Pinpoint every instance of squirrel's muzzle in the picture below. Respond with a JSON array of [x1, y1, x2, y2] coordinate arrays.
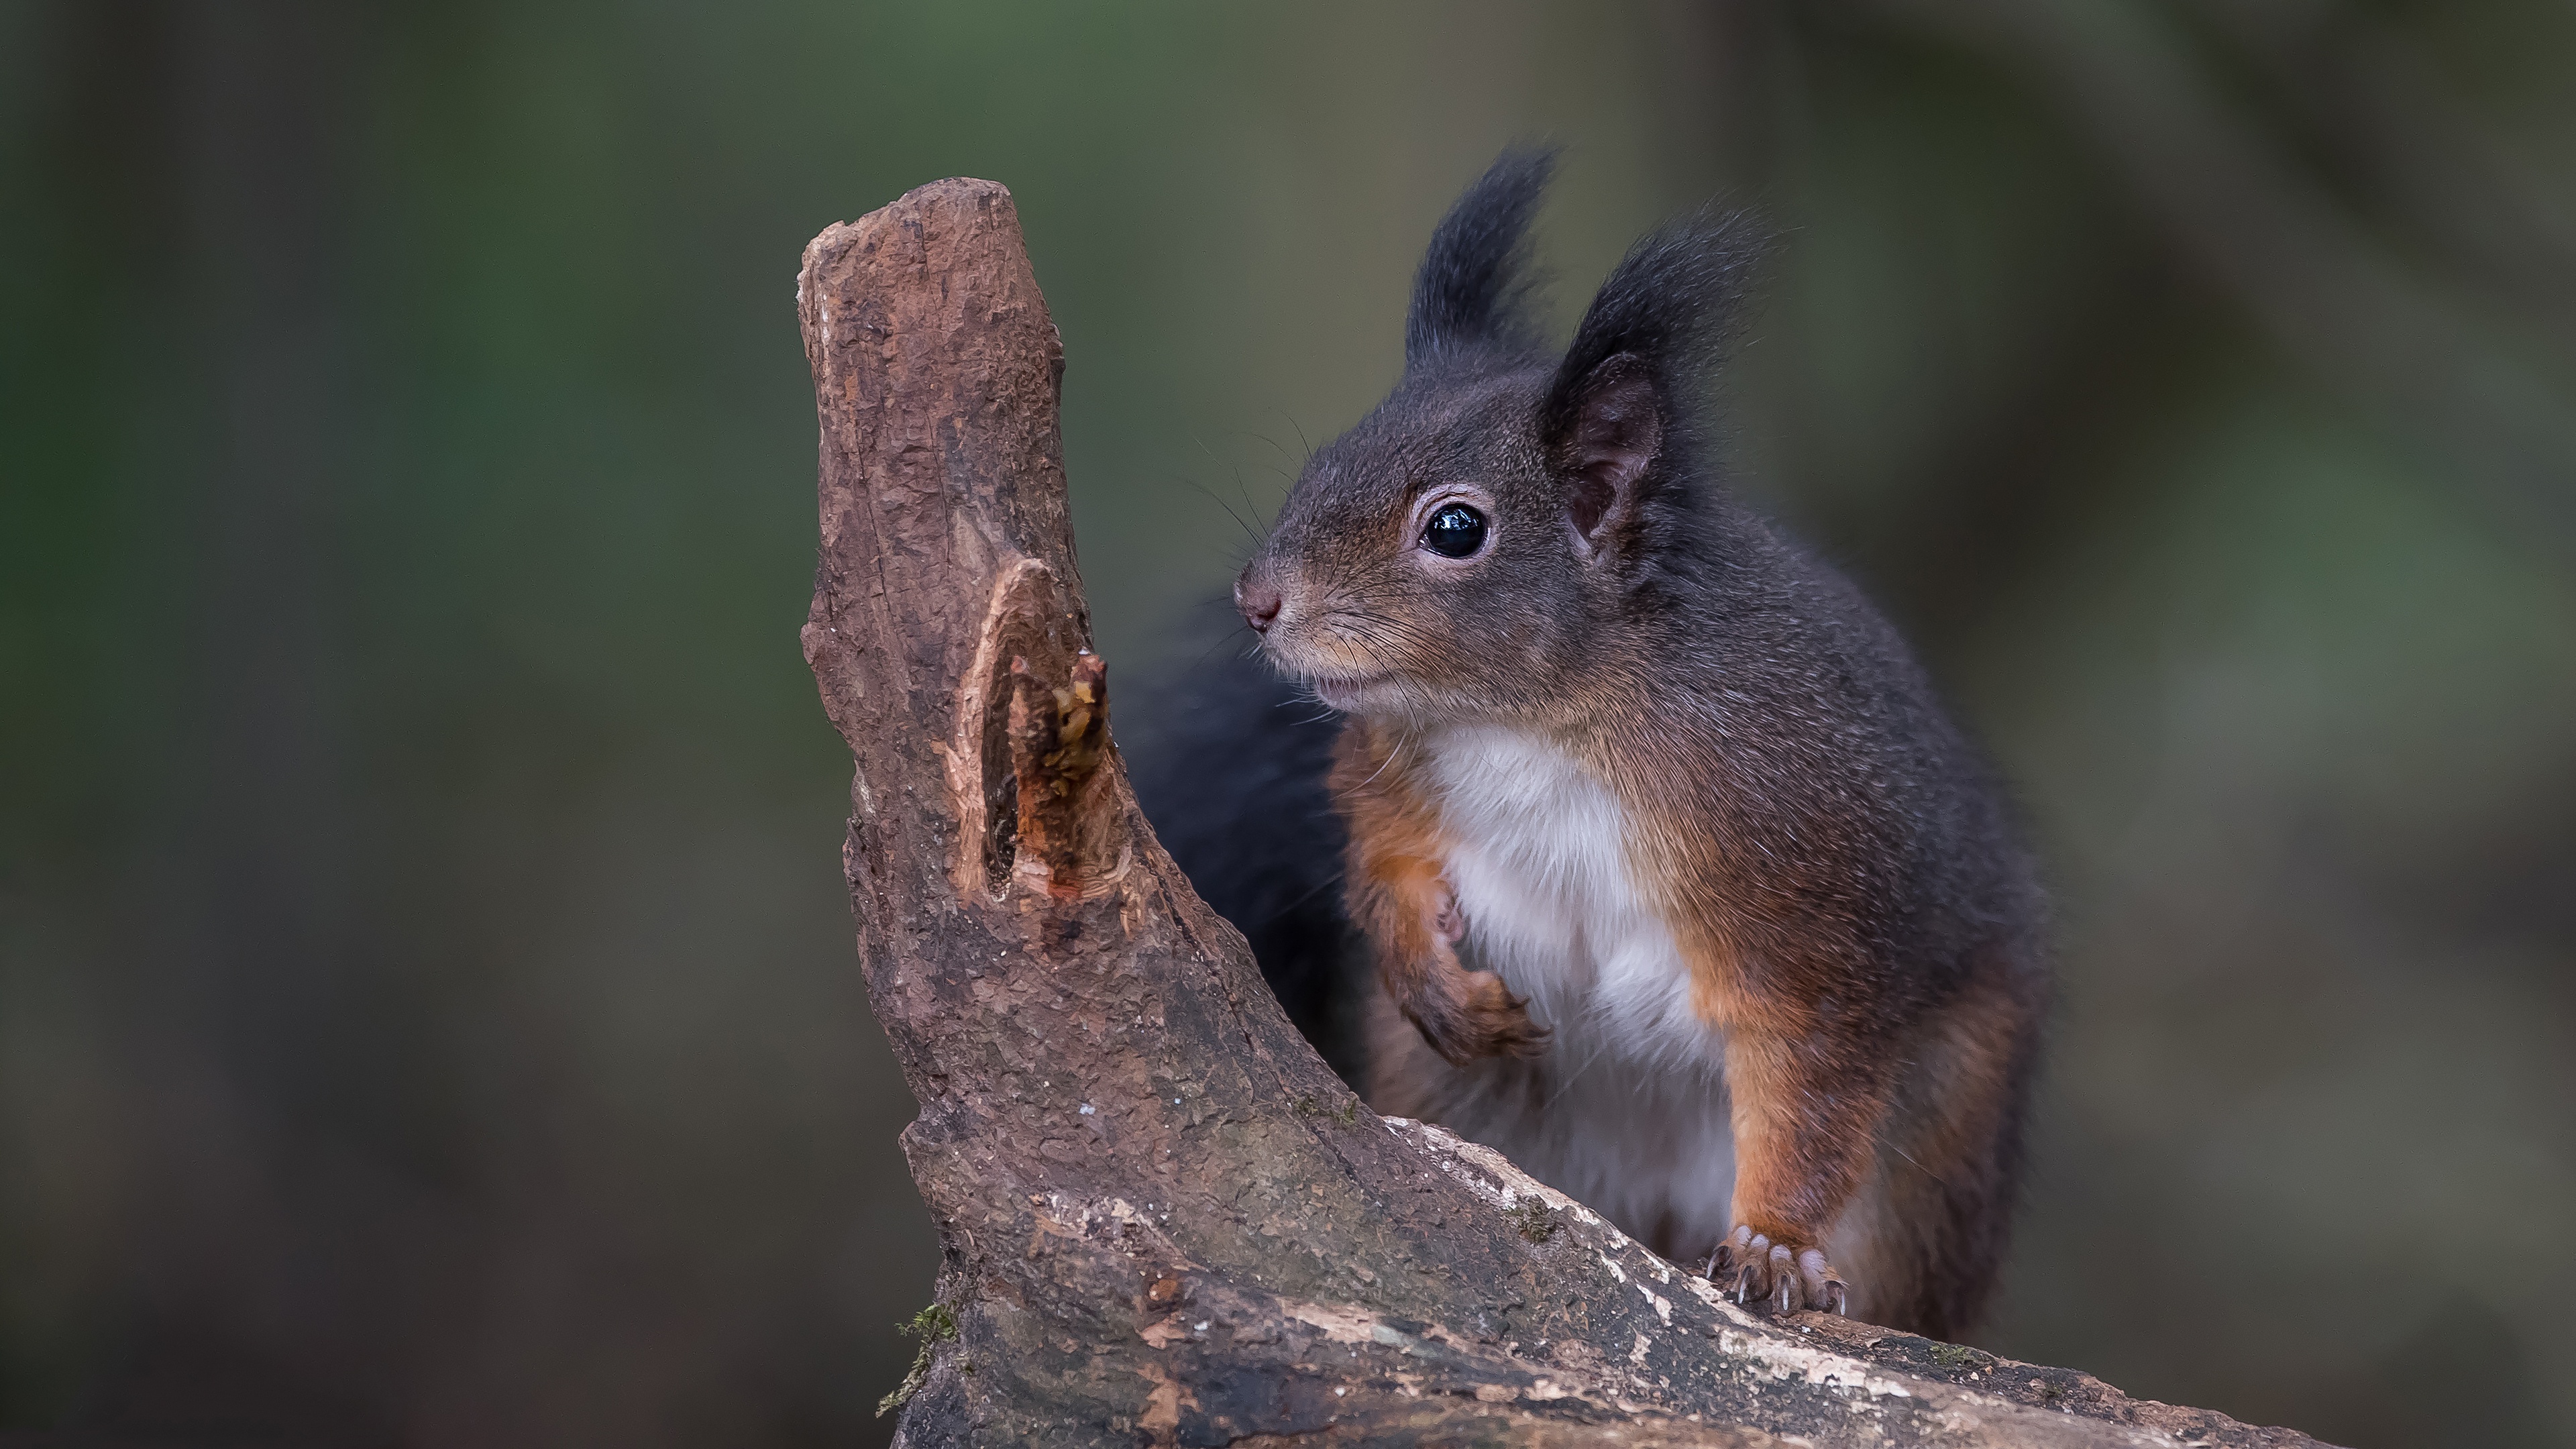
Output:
[[1234, 568, 1283, 633]]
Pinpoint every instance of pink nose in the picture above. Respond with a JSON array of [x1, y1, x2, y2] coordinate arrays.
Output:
[[1236, 580, 1283, 633]]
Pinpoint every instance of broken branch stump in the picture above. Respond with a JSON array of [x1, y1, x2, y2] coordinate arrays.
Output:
[[796, 177, 2337, 1449]]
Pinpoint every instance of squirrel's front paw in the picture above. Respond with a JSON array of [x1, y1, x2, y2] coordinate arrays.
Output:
[[1703, 1225, 1848, 1316], [1403, 969, 1549, 1065], [1458, 971, 1548, 1059]]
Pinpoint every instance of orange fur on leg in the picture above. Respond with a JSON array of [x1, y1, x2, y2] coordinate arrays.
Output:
[[1710, 1018, 1885, 1313]]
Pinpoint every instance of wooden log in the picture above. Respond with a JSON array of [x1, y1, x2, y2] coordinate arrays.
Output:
[[797, 176, 2335, 1449]]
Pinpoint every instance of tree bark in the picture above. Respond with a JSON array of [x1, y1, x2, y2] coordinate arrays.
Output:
[[798, 178, 2335, 1449]]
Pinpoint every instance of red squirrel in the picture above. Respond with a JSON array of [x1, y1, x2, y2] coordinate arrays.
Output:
[[1223, 151, 2049, 1338]]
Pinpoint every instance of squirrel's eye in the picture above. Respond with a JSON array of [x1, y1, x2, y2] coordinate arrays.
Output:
[[1421, 502, 1487, 559]]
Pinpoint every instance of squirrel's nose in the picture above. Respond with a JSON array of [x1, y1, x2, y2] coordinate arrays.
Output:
[[1236, 577, 1283, 633]]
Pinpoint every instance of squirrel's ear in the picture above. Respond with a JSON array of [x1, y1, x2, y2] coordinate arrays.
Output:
[[1405, 148, 1555, 370], [1544, 207, 1764, 540], [1554, 354, 1661, 544]]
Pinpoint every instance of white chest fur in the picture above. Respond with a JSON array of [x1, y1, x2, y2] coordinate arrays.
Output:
[[1411, 725, 1737, 1257]]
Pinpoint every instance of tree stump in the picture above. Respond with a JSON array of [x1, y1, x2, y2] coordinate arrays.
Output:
[[797, 178, 2334, 1449]]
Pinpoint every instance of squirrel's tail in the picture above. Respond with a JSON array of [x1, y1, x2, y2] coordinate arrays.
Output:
[[1126, 641, 1368, 1087]]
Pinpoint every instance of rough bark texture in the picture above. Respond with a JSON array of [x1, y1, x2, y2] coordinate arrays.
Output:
[[798, 178, 2337, 1449]]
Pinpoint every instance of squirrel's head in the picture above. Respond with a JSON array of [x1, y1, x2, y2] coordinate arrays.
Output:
[[1237, 149, 1761, 724]]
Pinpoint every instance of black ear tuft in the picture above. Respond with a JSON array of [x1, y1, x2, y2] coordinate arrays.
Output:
[[1543, 207, 1766, 459], [1405, 148, 1557, 370]]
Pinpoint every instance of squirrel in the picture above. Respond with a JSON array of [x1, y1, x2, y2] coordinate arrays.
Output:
[[1137, 150, 2049, 1340]]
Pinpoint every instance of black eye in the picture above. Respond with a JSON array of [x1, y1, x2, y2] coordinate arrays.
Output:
[[1421, 502, 1487, 559]]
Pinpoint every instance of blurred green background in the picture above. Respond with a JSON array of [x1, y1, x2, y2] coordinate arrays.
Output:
[[5, 1, 2573, 1445]]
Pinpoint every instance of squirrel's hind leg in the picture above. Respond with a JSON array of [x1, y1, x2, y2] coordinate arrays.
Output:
[[1839, 955, 2044, 1339]]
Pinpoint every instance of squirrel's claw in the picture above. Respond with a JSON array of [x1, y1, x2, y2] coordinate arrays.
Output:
[[1705, 1226, 1850, 1318], [1772, 1256, 1801, 1316], [1799, 1248, 1849, 1316]]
